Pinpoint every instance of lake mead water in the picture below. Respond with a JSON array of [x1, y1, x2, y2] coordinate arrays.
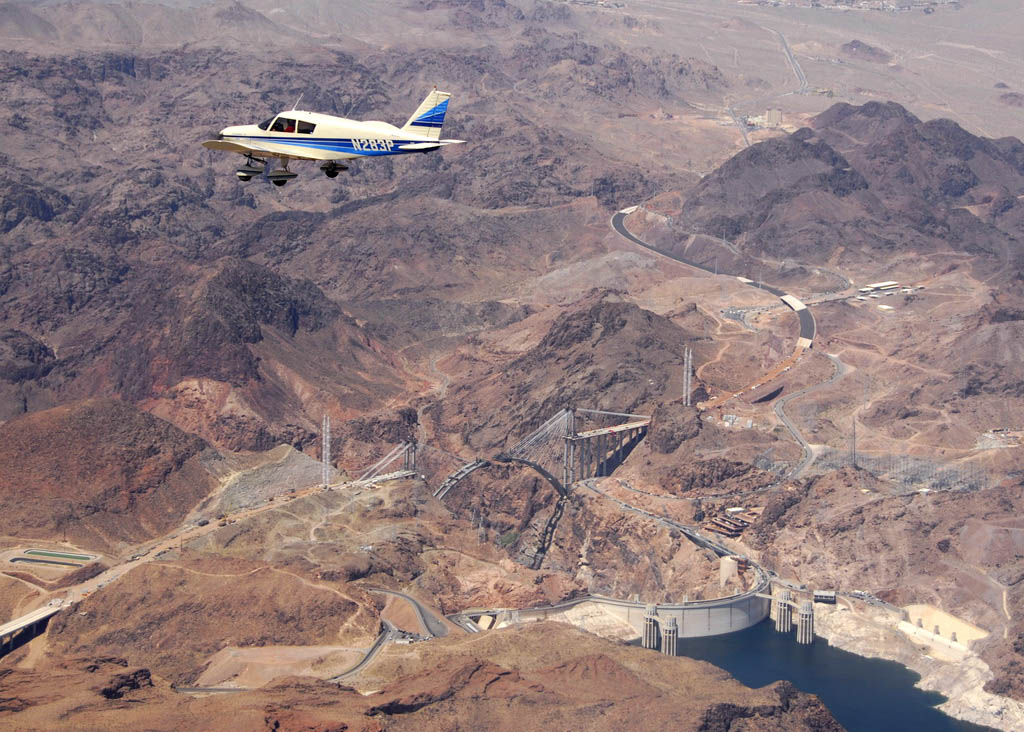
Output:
[[675, 621, 995, 732]]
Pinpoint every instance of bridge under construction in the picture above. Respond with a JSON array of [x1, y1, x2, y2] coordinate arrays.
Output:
[[428, 407, 651, 503]]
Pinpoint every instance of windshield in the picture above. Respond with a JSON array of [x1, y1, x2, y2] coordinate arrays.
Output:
[[257, 117, 274, 131], [271, 117, 296, 133]]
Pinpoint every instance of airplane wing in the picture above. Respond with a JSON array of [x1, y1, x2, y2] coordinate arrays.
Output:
[[201, 138, 338, 162], [202, 139, 254, 154]]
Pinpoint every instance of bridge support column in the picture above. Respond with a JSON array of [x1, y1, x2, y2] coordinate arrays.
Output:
[[404, 443, 417, 471], [774, 590, 793, 633], [642, 604, 660, 650], [562, 438, 570, 488], [661, 616, 678, 656], [563, 410, 576, 488], [597, 434, 606, 477], [796, 601, 814, 644]]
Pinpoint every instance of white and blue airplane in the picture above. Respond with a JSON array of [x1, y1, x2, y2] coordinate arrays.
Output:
[[202, 89, 463, 186]]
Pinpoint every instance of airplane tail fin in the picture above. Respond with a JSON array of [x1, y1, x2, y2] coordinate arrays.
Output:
[[401, 89, 452, 141]]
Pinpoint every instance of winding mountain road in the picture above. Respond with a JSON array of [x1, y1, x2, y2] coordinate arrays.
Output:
[[774, 353, 847, 479], [611, 210, 814, 411], [611, 207, 847, 479], [370, 588, 450, 638], [328, 620, 396, 681]]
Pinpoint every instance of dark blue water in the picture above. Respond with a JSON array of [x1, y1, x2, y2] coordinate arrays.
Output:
[[674, 621, 995, 732]]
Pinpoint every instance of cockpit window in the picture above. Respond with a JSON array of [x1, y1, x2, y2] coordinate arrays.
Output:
[[297, 120, 315, 134], [258, 117, 274, 131], [271, 117, 297, 133]]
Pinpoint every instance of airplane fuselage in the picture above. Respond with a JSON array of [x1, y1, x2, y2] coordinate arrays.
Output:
[[219, 111, 444, 162], [203, 89, 460, 184]]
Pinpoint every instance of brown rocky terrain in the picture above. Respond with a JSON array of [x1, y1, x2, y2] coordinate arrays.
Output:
[[745, 468, 1024, 704], [46, 555, 378, 685], [2, 0, 1024, 728], [0, 398, 216, 553], [0, 0, 730, 450], [1, 623, 842, 731], [672, 101, 1024, 280], [840, 40, 893, 64]]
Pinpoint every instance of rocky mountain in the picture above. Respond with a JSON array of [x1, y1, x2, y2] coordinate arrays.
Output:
[[748, 467, 1024, 703], [673, 101, 1024, 277], [3, 0, 1024, 728], [0, 0, 725, 448], [2, 622, 842, 731], [0, 398, 216, 552], [432, 293, 715, 454]]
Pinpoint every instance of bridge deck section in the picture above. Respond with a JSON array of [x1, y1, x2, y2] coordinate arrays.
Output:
[[0, 605, 60, 640], [575, 419, 651, 439]]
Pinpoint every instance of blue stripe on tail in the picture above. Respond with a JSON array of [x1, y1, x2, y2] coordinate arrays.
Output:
[[412, 99, 449, 127]]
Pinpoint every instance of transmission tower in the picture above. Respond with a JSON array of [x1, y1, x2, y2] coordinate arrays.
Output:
[[683, 347, 693, 407], [322, 414, 331, 488]]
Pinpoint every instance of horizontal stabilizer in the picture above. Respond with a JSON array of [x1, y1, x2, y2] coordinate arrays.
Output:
[[397, 142, 441, 151]]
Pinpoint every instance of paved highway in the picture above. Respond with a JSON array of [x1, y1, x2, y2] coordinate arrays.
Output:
[[0, 605, 61, 643], [611, 212, 814, 339], [612, 211, 816, 409], [329, 620, 396, 681], [369, 588, 450, 638], [613, 208, 859, 484], [769, 27, 808, 94], [774, 354, 847, 479]]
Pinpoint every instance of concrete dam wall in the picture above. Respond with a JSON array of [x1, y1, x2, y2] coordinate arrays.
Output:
[[509, 583, 771, 640]]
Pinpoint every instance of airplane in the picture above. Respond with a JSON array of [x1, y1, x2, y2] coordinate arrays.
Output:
[[202, 89, 463, 186]]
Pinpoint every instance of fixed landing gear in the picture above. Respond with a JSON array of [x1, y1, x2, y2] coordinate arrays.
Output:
[[268, 170, 297, 187], [236, 154, 265, 181], [235, 157, 343, 185], [267, 160, 297, 187], [320, 161, 349, 179]]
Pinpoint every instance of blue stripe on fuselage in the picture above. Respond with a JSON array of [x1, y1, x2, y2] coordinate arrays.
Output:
[[226, 135, 424, 156]]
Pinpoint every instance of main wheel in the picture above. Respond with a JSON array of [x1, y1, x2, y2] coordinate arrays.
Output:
[[272, 179, 288, 187], [324, 170, 339, 179], [236, 173, 252, 182]]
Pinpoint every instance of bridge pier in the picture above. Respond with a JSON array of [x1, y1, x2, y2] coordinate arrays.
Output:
[[562, 409, 575, 488]]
